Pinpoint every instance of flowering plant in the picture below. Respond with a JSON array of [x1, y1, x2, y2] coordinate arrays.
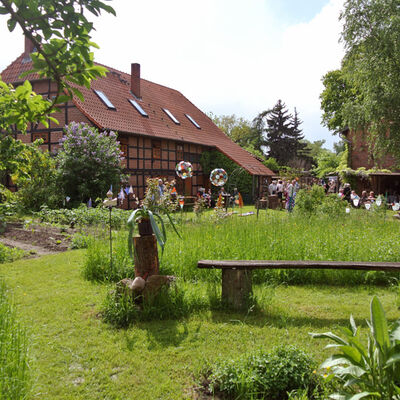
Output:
[[56, 122, 125, 203]]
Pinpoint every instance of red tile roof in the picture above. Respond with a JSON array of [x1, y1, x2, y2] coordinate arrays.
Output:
[[1, 54, 273, 176]]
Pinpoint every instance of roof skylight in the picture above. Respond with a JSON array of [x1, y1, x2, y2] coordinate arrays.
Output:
[[93, 90, 116, 109], [185, 114, 201, 129], [162, 108, 180, 124], [128, 99, 148, 117]]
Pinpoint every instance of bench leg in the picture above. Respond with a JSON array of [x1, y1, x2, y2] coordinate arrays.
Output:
[[221, 269, 252, 310]]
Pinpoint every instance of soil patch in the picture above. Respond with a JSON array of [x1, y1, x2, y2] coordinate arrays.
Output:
[[0, 222, 73, 256]]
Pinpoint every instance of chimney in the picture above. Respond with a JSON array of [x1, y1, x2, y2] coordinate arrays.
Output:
[[24, 36, 36, 57], [131, 63, 141, 99]]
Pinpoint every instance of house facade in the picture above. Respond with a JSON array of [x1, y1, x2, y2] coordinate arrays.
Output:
[[1, 38, 273, 207], [342, 128, 400, 195]]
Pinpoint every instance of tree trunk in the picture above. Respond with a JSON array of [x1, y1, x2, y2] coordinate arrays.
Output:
[[133, 234, 159, 278]]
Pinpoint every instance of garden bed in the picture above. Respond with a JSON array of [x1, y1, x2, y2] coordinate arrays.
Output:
[[0, 221, 73, 256]]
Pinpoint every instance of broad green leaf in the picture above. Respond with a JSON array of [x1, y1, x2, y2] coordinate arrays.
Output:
[[333, 365, 366, 378], [340, 345, 363, 365], [310, 332, 348, 345], [349, 392, 376, 400], [350, 314, 357, 335], [321, 355, 351, 369], [386, 353, 400, 366], [371, 296, 390, 353]]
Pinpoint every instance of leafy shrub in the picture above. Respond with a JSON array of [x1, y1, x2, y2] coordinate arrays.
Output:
[[83, 234, 134, 282], [36, 204, 128, 228], [0, 281, 30, 399], [311, 296, 400, 399], [13, 140, 62, 211], [56, 122, 126, 204], [70, 233, 90, 249], [295, 186, 326, 215], [0, 243, 25, 264], [208, 346, 317, 399], [295, 187, 346, 217], [316, 194, 346, 216]]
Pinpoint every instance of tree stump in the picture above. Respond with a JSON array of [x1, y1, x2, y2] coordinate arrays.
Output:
[[133, 234, 159, 278], [221, 269, 252, 310]]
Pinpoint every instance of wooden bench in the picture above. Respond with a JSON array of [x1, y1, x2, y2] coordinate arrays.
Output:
[[197, 260, 400, 309]]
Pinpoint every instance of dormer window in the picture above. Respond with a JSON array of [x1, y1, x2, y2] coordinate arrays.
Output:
[[162, 108, 180, 125], [93, 90, 116, 110], [128, 99, 148, 117], [185, 114, 201, 129]]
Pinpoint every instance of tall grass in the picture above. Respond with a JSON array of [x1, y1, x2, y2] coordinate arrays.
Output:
[[0, 280, 30, 399], [85, 210, 400, 285]]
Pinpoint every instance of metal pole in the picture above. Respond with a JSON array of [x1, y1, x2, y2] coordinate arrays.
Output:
[[109, 206, 112, 271]]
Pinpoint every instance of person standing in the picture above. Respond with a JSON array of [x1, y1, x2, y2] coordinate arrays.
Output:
[[286, 179, 296, 212]]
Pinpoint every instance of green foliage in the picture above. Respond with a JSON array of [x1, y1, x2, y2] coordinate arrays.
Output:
[[12, 141, 62, 211], [295, 186, 326, 215], [200, 150, 252, 196], [56, 122, 125, 203], [253, 100, 308, 166], [35, 204, 128, 229], [83, 234, 134, 283], [320, 69, 360, 133], [338, 0, 400, 158], [0, 280, 30, 399], [0, 0, 115, 133], [208, 346, 317, 399], [311, 296, 400, 399], [313, 151, 341, 178], [0, 243, 25, 264], [263, 157, 280, 172], [208, 112, 266, 156], [295, 187, 346, 217], [127, 178, 181, 256]]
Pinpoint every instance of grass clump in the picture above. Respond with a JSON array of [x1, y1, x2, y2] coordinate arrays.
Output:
[[0, 243, 25, 264], [103, 280, 213, 328], [206, 346, 319, 399], [83, 234, 134, 282], [0, 280, 30, 399]]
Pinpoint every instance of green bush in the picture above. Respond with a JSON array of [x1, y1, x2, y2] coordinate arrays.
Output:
[[13, 141, 62, 211], [0, 281, 30, 399], [208, 346, 317, 399], [295, 186, 326, 215], [295, 186, 346, 217], [0, 243, 25, 264], [56, 122, 126, 204], [36, 204, 128, 229]]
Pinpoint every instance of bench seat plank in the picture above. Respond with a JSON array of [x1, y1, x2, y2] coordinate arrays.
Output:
[[198, 260, 400, 272]]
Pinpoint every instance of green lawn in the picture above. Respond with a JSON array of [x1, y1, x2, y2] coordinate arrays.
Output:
[[0, 249, 399, 399]]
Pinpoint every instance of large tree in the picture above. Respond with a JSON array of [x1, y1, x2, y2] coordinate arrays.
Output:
[[253, 100, 308, 166], [322, 0, 400, 158], [208, 112, 267, 158]]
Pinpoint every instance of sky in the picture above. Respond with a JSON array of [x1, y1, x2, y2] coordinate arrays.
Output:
[[0, 0, 345, 149]]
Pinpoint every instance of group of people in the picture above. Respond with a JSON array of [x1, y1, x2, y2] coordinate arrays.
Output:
[[268, 179, 300, 212]]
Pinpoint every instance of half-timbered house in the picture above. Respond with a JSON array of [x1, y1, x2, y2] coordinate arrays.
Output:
[[1, 38, 273, 207]]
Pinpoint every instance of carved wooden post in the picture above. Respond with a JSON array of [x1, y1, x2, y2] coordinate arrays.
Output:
[[221, 268, 252, 310], [133, 234, 159, 278]]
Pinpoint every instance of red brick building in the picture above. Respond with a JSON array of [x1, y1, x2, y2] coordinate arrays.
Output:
[[1, 39, 272, 206], [342, 128, 400, 195]]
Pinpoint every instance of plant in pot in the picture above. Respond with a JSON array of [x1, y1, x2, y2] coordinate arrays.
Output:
[[127, 178, 180, 258]]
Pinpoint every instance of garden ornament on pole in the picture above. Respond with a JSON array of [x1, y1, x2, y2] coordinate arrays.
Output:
[[103, 188, 117, 272]]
